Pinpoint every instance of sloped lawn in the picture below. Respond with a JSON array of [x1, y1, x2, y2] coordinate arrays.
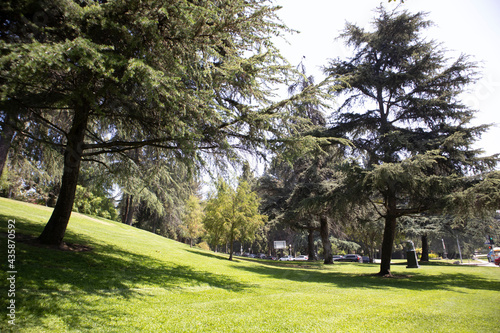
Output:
[[1, 197, 499, 332]]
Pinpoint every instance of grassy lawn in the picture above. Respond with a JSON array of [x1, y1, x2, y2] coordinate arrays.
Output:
[[1, 197, 499, 332]]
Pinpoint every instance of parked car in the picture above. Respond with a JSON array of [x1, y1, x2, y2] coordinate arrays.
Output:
[[279, 255, 293, 261], [265, 255, 277, 260], [493, 247, 500, 265], [332, 255, 344, 261], [362, 256, 370, 263], [487, 250, 493, 262], [337, 254, 362, 262], [294, 255, 308, 261]]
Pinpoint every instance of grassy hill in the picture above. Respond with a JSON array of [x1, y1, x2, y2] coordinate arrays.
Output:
[[1, 197, 499, 332]]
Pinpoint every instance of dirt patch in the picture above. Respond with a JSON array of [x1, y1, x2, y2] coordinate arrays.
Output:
[[369, 273, 413, 279], [3, 232, 93, 252]]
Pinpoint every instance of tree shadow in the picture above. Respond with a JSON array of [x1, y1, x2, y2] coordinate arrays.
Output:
[[0, 213, 250, 331], [232, 262, 500, 293], [185, 249, 240, 262]]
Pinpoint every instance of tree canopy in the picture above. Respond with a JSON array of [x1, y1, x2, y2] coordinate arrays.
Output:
[[203, 178, 266, 260]]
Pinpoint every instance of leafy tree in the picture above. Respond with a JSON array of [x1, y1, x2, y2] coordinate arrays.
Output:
[[73, 185, 118, 220], [324, 7, 498, 276], [203, 179, 266, 260], [1, 0, 323, 246], [181, 195, 205, 247]]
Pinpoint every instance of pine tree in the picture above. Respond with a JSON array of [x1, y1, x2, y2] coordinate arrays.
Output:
[[324, 6, 498, 276], [1, 0, 321, 245]]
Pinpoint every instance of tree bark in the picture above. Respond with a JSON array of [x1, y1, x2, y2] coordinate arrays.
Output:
[[420, 234, 429, 262], [320, 216, 333, 264], [121, 194, 135, 225], [0, 113, 16, 178], [378, 194, 398, 276], [228, 231, 234, 261], [37, 106, 89, 246], [307, 228, 317, 261]]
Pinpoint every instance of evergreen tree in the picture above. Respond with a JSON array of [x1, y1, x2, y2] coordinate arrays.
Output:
[[1, 0, 323, 246], [324, 7, 498, 276]]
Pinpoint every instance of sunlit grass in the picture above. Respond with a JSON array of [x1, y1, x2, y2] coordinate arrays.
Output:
[[1, 197, 499, 332]]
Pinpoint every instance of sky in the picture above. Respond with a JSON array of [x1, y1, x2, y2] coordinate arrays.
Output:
[[272, 0, 500, 158]]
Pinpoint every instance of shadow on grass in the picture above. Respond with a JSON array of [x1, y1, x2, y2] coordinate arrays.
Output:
[[232, 260, 500, 293], [185, 249, 240, 262], [0, 213, 250, 331]]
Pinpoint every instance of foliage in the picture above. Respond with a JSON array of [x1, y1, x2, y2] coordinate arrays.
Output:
[[203, 179, 266, 259], [73, 185, 118, 221], [181, 194, 205, 247], [0, 0, 329, 245], [324, 6, 498, 275], [195, 241, 211, 251]]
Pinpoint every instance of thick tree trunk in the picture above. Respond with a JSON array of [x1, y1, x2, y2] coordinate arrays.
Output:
[[307, 228, 317, 261], [378, 194, 398, 276], [38, 107, 89, 246], [0, 113, 16, 178], [121, 194, 135, 225], [420, 234, 429, 262], [320, 216, 333, 264]]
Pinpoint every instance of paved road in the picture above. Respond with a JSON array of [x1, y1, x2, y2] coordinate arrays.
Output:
[[461, 259, 498, 267]]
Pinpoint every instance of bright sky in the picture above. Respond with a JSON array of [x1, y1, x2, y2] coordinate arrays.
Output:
[[273, 0, 500, 158]]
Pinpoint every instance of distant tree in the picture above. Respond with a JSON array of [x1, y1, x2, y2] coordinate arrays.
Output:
[[324, 7, 498, 276], [1, 0, 325, 246], [181, 195, 205, 247], [203, 179, 266, 260]]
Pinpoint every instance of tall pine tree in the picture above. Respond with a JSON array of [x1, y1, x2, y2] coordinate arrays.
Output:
[[324, 7, 498, 276]]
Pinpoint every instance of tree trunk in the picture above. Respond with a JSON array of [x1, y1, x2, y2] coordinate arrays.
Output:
[[0, 113, 16, 178], [420, 234, 429, 262], [378, 194, 398, 276], [307, 228, 317, 261], [126, 196, 134, 225], [37, 107, 89, 246], [320, 216, 333, 264], [121, 194, 135, 225], [228, 231, 234, 261]]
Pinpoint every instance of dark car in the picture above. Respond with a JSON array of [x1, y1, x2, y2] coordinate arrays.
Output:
[[337, 254, 362, 262], [332, 255, 344, 261]]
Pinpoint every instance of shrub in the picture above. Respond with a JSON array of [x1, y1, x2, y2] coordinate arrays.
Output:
[[196, 241, 211, 251]]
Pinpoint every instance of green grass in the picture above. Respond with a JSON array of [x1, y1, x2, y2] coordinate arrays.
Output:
[[1, 197, 499, 332]]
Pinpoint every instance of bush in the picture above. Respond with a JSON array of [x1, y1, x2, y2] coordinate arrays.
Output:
[[196, 241, 211, 251], [73, 185, 119, 221], [428, 252, 440, 260]]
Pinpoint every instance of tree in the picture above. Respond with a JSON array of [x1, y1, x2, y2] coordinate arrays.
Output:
[[1, 0, 322, 246], [281, 147, 343, 264], [181, 195, 205, 247], [203, 179, 266, 260], [324, 7, 498, 276]]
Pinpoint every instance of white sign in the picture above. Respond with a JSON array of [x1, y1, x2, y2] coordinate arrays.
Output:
[[274, 241, 286, 249]]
